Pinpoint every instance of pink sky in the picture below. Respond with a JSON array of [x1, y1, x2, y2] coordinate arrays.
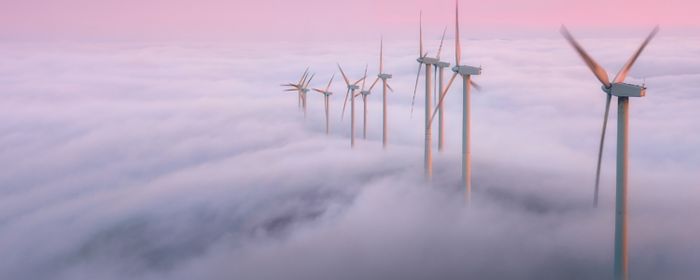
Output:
[[1, 0, 698, 41]]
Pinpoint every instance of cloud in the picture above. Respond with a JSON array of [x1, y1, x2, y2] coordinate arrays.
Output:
[[0, 37, 698, 280]]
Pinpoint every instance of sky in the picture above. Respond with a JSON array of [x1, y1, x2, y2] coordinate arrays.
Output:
[[1, 0, 699, 41], [1, 1, 700, 279]]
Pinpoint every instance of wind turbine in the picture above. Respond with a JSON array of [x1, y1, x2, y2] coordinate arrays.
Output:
[[433, 0, 482, 202], [313, 74, 335, 134], [280, 67, 309, 112], [366, 37, 395, 149], [338, 64, 367, 148], [561, 25, 659, 280], [282, 69, 314, 119], [411, 11, 451, 179]]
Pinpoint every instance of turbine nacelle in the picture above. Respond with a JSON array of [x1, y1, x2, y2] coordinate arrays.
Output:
[[301, 89, 310, 93], [436, 61, 451, 68], [360, 90, 371, 96], [348, 85, 360, 90], [418, 56, 441, 65], [378, 73, 393, 79], [452, 65, 481, 76], [603, 83, 646, 98]]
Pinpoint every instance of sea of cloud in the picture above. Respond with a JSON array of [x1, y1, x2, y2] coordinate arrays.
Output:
[[0, 35, 698, 280]]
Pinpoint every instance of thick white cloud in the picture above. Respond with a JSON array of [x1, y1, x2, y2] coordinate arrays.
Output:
[[0, 37, 698, 280]]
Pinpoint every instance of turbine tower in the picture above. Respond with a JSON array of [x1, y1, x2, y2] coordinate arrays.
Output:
[[561, 25, 658, 280], [433, 0, 482, 202], [338, 64, 367, 148], [313, 74, 335, 134], [367, 37, 394, 149], [357, 67, 371, 140], [411, 11, 450, 179], [434, 28, 450, 152]]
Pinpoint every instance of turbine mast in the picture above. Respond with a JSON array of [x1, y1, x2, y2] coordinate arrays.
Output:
[[614, 97, 630, 280]]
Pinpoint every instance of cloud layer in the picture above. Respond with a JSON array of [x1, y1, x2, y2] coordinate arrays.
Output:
[[0, 36, 699, 280]]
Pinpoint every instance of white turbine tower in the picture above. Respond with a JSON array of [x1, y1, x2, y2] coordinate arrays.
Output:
[[357, 68, 371, 140], [561, 25, 658, 280], [433, 28, 450, 152], [367, 37, 395, 149], [313, 74, 335, 134], [433, 0, 482, 202], [338, 64, 367, 148], [411, 11, 450, 179]]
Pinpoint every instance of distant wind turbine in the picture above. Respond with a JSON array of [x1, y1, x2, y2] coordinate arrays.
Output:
[[411, 11, 451, 178], [313, 74, 335, 134], [281, 68, 314, 119], [338, 64, 367, 148], [281, 67, 309, 112], [561, 25, 659, 280], [433, 0, 482, 202], [367, 37, 394, 149]]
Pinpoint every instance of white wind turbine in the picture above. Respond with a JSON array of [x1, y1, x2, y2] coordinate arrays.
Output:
[[366, 37, 395, 148], [561, 25, 659, 280], [281, 69, 314, 118], [281, 67, 309, 112], [338, 64, 367, 148], [312, 74, 335, 134], [411, 11, 450, 179], [433, 0, 482, 202]]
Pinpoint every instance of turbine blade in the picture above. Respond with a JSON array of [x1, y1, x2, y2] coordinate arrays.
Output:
[[431, 72, 459, 124], [560, 26, 611, 87], [284, 89, 298, 92], [361, 64, 368, 90], [386, 83, 394, 92], [325, 73, 335, 91], [299, 73, 308, 89], [380, 36, 384, 73], [353, 76, 366, 86], [297, 67, 309, 85], [340, 88, 350, 121], [594, 94, 612, 207], [613, 26, 659, 83], [337, 63, 351, 86], [419, 11, 424, 58], [304, 73, 315, 88], [369, 77, 380, 92], [437, 26, 447, 60], [470, 80, 482, 91], [410, 63, 423, 118], [313, 88, 325, 93], [455, 0, 461, 65]]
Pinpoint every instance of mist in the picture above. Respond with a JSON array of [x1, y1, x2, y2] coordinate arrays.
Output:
[[0, 37, 698, 280]]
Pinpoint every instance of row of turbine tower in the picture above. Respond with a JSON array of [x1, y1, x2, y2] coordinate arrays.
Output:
[[281, 1, 658, 280]]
